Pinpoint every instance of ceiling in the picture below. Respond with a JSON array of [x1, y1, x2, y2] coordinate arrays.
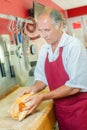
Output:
[[52, 0, 87, 10]]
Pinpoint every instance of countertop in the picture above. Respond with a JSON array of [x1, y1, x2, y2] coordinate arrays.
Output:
[[0, 86, 56, 130]]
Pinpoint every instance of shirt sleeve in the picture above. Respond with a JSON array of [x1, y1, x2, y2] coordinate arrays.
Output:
[[65, 40, 87, 91], [34, 44, 48, 85]]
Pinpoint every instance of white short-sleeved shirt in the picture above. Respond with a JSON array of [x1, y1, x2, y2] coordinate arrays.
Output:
[[34, 32, 87, 92]]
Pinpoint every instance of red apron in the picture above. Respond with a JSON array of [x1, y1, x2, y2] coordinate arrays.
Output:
[[45, 47, 87, 130]]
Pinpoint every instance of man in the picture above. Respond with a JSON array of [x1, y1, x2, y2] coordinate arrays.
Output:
[[17, 8, 87, 130]]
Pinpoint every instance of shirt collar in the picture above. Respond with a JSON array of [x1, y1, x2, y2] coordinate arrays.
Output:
[[58, 31, 69, 47], [46, 31, 69, 50]]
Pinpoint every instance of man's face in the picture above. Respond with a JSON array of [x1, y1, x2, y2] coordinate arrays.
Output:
[[37, 14, 60, 45]]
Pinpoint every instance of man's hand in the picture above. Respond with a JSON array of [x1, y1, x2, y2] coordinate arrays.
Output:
[[23, 94, 43, 114], [15, 86, 35, 101], [15, 81, 46, 101]]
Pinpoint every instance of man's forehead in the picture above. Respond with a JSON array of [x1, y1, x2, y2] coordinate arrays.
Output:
[[38, 15, 53, 25]]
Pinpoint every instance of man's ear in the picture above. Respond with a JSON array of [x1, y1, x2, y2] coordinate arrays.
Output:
[[59, 22, 63, 29], [56, 22, 63, 30]]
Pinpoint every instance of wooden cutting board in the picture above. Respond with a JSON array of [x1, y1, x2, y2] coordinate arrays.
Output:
[[0, 87, 56, 130]]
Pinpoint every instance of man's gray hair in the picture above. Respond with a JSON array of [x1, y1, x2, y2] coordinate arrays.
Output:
[[38, 7, 66, 27]]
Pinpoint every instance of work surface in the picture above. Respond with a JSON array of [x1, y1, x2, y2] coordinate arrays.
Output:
[[0, 87, 56, 130]]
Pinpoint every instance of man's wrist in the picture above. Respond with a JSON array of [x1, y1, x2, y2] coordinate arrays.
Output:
[[39, 94, 45, 101]]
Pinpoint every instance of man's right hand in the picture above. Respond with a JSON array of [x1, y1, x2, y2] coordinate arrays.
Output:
[[15, 81, 46, 101], [15, 86, 35, 101]]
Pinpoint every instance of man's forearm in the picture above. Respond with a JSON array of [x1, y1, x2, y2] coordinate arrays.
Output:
[[42, 85, 81, 100], [31, 80, 47, 93]]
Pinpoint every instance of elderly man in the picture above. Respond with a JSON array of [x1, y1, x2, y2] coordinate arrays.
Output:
[[17, 7, 87, 130]]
